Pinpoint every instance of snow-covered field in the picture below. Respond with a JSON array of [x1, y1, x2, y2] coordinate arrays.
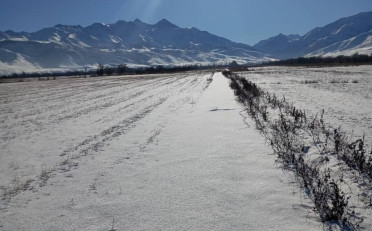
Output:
[[234, 66, 372, 229], [0, 71, 328, 230], [239, 65, 372, 145]]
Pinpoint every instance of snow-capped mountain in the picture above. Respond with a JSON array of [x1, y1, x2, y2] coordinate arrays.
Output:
[[254, 11, 372, 59], [0, 19, 270, 74]]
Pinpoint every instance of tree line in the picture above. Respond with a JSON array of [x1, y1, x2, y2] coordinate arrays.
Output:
[[0, 62, 236, 79], [264, 53, 372, 66]]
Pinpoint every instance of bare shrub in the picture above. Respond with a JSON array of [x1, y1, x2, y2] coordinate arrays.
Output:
[[39, 168, 54, 186], [222, 71, 358, 228], [2, 178, 34, 200], [301, 80, 319, 84]]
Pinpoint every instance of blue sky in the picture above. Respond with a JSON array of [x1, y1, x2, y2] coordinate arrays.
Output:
[[1, 0, 371, 45]]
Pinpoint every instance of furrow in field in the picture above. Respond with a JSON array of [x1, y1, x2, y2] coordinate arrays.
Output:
[[0, 73, 206, 191], [0, 75, 172, 123], [0, 75, 184, 141], [59, 74, 205, 159]]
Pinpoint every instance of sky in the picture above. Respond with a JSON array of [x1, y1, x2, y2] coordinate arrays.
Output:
[[1, 0, 371, 45]]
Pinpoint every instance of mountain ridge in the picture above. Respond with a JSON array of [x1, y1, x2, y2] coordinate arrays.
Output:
[[0, 19, 270, 74], [2, 11, 372, 74], [254, 11, 372, 59]]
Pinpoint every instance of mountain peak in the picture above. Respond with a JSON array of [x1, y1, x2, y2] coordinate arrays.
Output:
[[155, 19, 177, 28], [86, 22, 110, 30], [134, 18, 143, 23]]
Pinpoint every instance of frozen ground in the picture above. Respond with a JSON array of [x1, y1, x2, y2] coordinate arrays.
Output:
[[239, 65, 372, 145], [236, 66, 372, 229], [0, 72, 323, 230]]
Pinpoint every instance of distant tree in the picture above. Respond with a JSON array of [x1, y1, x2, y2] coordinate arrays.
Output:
[[147, 67, 156, 73], [104, 66, 114, 76], [156, 65, 165, 73], [96, 64, 104, 76], [117, 64, 127, 75]]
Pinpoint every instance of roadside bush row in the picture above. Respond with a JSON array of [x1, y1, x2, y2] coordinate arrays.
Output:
[[224, 70, 372, 181], [222, 70, 364, 228]]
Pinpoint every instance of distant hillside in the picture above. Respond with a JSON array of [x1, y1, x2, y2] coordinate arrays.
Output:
[[254, 11, 372, 59]]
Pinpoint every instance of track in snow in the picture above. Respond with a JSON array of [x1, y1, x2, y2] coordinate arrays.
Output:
[[0, 72, 322, 230], [0, 73, 206, 187]]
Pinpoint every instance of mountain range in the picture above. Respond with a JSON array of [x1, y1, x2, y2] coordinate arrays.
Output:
[[254, 11, 372, 59], [0, 19, 269, 74], [1, 11, 372, 74]]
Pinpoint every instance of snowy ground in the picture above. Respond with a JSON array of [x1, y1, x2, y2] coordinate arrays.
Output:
[[0, 72, 324, 230], [236, 66, 372, 229], [238, 65, 372, 145]]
